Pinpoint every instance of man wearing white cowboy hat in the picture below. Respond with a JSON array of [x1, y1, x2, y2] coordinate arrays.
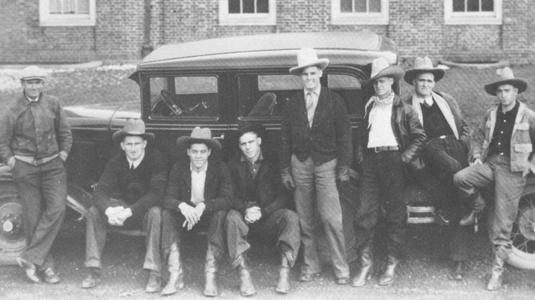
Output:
[[281, 47, 352, 284], [161, 127, 237, 297], [352, 57, 426, 287], [404, 56, 473, 280], [81, 118, 167, 293], [0, 65, 71, 284], [454, 67, 535, 291]]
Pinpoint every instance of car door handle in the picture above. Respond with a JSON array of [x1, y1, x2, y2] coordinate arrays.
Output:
[[213, 133, 225, 140]]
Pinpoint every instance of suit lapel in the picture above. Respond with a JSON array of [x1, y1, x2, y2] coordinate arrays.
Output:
[[311, 88, 329, 128]]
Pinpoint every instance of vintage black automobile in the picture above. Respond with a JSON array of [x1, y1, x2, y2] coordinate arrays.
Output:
[[1, 31, 535, 269]]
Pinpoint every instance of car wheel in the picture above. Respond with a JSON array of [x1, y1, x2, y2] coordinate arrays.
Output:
[[508, 192, 535, 269], [0, 183, 26, 265]]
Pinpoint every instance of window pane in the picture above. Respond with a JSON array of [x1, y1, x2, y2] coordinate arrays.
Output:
[[481, 0, 494, 11], [257, 0, 269, 13], [340, 0, 352, 12], [354, 0, 367, 12], [467, 0, 479, 11], [327, 74, 363, 116], [229, 0, 240, 13], [64, 0, 76, 14], [77, 0, 90, 14], [49, 0, 62, 14], [175, 76, 217, 94], [243, 0, 254, 13], [452, 0, 465, 12], [369, 0, 381, 12]]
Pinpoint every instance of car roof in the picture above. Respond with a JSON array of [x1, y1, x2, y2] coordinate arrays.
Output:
[[134, 31, 397, 73]]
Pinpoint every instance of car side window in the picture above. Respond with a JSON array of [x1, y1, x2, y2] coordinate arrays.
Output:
[[327, 74, 364, 117], [149, 75, 219, 119]]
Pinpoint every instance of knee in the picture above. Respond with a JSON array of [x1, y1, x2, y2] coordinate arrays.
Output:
[[453, 169, 467, 186], [279, 209, 299, 227], [224, 209, 242, 228], [87, 206, 101, 220], [147, 206, 162, 224]]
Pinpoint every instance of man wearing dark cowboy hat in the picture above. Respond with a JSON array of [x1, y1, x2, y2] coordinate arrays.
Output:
[[281, 47, 352, 284], [161, 127, 234, 297], [226, 124, 300, 294], [454, 67, 535, 291], [404, 56, 473, 280], [0, 66, 71, 284], [352, 57, 426, 287], [81, 119, 167, 293]]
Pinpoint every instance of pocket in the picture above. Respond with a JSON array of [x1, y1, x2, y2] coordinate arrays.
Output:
[[516, 122, 530, 130], [514, 143, 532, 153]]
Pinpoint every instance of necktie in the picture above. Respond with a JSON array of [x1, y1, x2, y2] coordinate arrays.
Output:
[[305, 92, 314, 126], [130, 163, 135, 170]]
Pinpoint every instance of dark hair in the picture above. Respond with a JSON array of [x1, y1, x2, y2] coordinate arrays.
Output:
[[237, 123, 265, 141]]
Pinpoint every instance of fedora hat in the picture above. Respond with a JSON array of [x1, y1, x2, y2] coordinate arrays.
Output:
[[112, 119, 155, 143], [20, 65, 49, 82], [484, 67, 527, 96], [370, 57, 404, 82], [404, 56, 445, 84], [289, 48, 330, 75], [176, 127, 222, 151]]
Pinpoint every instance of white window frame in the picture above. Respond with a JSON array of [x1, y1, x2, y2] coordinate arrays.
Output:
[[444, 0, 502, 25], [331, 0, 389, 25], [219, 0, 276, 25], [39, 0, 96, 26]]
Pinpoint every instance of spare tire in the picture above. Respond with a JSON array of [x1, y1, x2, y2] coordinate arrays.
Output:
[[0, 182, 26, 265], [508, 192, 535, 269]]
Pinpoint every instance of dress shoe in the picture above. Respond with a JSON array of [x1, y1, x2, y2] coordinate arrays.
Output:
[[351, 246, 373, 287], [203, 245, 219, 297], [145, 271, 162, 293], [452, 261, 464, 281], [16, 257, 41, 283], [298, 272, 319, 282], [487, 255, 504, 291], [161, 242, 184, 296], [81, 268, 101, 289], [459, 211, 477, 226], [378, 256, 399, 286], [275, 253, 291, 294], [42, 267, 61, 284], [336, 277, 349, 285], [237, 255, 256, 297]]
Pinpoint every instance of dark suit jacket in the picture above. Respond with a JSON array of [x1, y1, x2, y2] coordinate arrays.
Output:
[[163, 158, 233, 213], [227, 153, 291, 217], [280, 87, 352, 170], [358, 94, 427, 163]]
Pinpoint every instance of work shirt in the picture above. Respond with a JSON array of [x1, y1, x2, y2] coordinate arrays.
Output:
[[0, 93, 72, 161], [489, 102, 519, 157], [191, 162, 208, 205]]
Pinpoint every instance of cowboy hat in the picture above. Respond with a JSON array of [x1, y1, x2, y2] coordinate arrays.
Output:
[[370, 57, 404, 81], [404, 56, 445, 84], [289, 48, 330, 75], [176, 127, 222, 151], [20, 65, 49, 82], [112, 119, 155, 143], [484, 67, 527, 96]]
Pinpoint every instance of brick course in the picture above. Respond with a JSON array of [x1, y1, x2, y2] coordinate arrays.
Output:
[[0, 0, 533, 63]]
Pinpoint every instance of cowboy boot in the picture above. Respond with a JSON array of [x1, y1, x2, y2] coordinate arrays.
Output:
[[378, 255, 399, 286], [487, 254, 504, 291], [237, 254, 256, 297], [161, 242, 184, 296], [351, 246, 373, 287], [275, 252, 292, 294], [203, 245, 218, 297]]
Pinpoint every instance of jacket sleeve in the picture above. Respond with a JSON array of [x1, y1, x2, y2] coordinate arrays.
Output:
[[55, 101, 72, 155], [205, 162, 234, 213], [469, 110, 489, 162], [280, 98, 293, 171], [333, 92, 353, 169], [402, 105, 427, 162], [441, 92, 471, 147], [128, 151, 168, 217], [93, 158, 120, 213], [228, 160, 248, 213], [163, 162, 183, 212], [0, 109, 14, 163]]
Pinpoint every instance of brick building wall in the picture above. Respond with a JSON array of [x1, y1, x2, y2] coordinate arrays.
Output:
[[0, 0, 533, 63]]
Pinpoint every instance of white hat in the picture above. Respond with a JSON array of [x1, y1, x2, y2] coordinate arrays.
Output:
[[404, 56, 445, 84], [289, 48, 330, 75], [370, 57, 404, 81], [20, 65, 49, 81], [484, 67, 527, 96]]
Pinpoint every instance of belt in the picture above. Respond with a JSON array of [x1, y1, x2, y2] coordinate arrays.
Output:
[[15, 153, 59, 166], [368, 146, 399, 153]]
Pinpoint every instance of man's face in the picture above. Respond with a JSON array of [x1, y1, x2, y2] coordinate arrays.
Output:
[[187, 143, 211, 169], [496, 84, 518, 108], [22, 79, 45, 98], [373, 76, 394, 97], [239, 132, 262, 161], [300, 66, 322, 91], [120, 136, 147, 161], [414, 73, 435, 97]]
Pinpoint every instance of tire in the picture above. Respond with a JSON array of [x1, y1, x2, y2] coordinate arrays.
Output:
[[508, 192, 535, 269], [0, 182, 26, 265]]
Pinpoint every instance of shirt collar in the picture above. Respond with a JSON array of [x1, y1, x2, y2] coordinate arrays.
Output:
[[498, 101, 519, 116], [304, 85, 321, 97], [190, 161, 208, 173], [126, 151, 145, 169], [24, 92, 41, 103], [416, 94, 433, 106]]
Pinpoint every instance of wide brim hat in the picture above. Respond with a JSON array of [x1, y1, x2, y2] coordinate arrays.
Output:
[[404, 56, 445, 84], [20, 65, 49, 82], [289, 48, 330, 75], [370, 57, 404, 81], [176, 127, 222, 151], [112, 119, 155, 143], [484, 67, 527, 96]]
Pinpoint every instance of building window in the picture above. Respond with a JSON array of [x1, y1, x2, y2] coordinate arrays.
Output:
[[219, 0, 276, 25], [39, 0, 96, 26], [331, 0, 389, 25], [444, 0, 502, 24]]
